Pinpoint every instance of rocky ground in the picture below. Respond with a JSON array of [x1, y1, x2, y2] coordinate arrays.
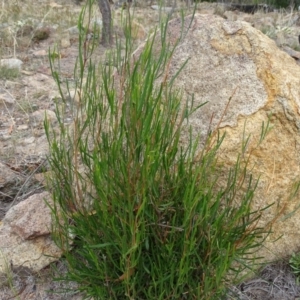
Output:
[[1, 0, 300, 299]]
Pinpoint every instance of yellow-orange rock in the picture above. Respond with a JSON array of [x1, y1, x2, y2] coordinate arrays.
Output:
[[134, 13, 300, 262]]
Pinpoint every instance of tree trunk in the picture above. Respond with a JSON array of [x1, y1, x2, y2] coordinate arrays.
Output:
[[98, 0, 113, 46]]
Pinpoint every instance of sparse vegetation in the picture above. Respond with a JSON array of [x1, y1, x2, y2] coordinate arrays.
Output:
[[0, 251, 17, 296], [16, 98, 36, 114], [0, 65, 20, 79]]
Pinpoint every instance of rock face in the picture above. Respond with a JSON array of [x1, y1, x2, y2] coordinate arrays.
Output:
[[135, 14, 300, 262], [0, 192, 62, 273]]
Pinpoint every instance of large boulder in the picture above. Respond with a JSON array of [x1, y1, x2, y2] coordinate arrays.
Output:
[[135, 14, 300, 262]]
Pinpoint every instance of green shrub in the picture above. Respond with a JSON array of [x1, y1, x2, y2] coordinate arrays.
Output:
[[289, 252, 300, 284], [45, 2, 271, 299]]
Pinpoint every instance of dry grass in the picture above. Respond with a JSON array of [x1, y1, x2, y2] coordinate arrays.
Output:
[[227, 260, 300, 300]]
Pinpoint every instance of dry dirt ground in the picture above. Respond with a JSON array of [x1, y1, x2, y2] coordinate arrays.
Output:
[[1, 0, 300, 299]]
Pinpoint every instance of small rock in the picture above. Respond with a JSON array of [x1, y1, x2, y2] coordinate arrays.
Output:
[[35, 73, 50, 82], [49, 92, 62, 102], [0, 192, 63, 272], [32, 49, 48, 57], [0, 58, 23, 70], [61, 37, 71, 48], [67, 26, 79, 35], [21, 70, 35, 76], [29, 109, 57, 127], [22, 137, 35, 144], [4, 192, 53, 240], [66, 89, 82, 105], [151, 5, 174, 12], [17, 124, 29, 130], [34, 172, 47, 185], [0, 88, 15, 104], [49, 2, 63, 8], [0, 134, 11, 141], [222, 21, 242, 35]]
